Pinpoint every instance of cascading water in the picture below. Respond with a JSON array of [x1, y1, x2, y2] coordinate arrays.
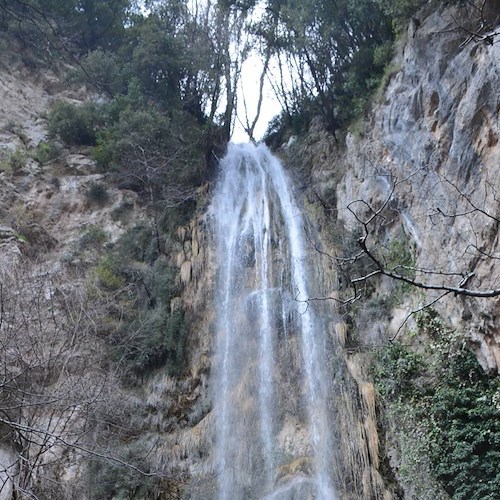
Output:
[[210, 143, 338, 499]]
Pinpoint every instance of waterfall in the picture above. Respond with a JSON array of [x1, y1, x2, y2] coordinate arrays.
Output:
[[210, 143, 337, 499]]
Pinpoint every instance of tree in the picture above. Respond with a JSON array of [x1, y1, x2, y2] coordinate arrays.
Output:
[[0, 256, 188, 497], [0, 264, 118, 496], [200, 0, 255, 141], [255, 0, 393, 134], [0, 0, 131, 55], [75, 0, 130, 51]]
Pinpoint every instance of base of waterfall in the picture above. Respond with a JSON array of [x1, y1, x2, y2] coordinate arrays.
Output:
[[263, 471, 338, 500]]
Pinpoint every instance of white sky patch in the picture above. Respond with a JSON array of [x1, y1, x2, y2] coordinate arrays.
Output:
[[230, 2, 285, 144], [232, 52, 282, 143]]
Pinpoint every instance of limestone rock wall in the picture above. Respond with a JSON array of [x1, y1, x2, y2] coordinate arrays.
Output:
[[279, 3, 500, 498], [304, 3, 500, 373]]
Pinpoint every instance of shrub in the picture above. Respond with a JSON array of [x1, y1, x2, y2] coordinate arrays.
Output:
[[113, 224, 157, 263], [48, 101, 101, 146], [373, 41, 394, 67], [374, 62, 402, 103], [86, 182, 110, 206], [88, 444, 160, 499], [1, 148, 28, 174], [79, 224, 108, 250], [91, 134, 114, 168], [119, 307, 187, 377], [374, 310, 500, 498], [95, 256, 126, 291], [374, 343, 425, 399], [384, 238, 415, 276], [89, 223, 187, 379], [33, 141, 62, 164]]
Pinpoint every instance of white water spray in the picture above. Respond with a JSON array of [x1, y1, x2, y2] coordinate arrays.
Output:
[[211, 143, 338, 499]]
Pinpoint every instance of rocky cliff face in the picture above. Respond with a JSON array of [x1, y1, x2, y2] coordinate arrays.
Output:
[[0, 57, 153, 499], [283, 2, 500, 497], [290, 1, 500, 372], [336, 2, 500, 372]]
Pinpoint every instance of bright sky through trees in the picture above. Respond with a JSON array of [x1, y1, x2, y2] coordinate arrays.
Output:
[[232, 52, 281, 143]]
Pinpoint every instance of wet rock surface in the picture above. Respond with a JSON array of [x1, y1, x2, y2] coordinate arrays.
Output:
[[335, 5, 500, 373]]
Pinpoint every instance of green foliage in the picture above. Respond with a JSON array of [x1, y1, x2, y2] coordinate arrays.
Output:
[[33, 141, 62, 164], [151, 258, 178, 304], [91, 224, 188, 380], [416, 308, 448, 339], [121, 307, 187, 377], [113, 224, 156, 263], [25, 5, 205, 386], [79, 224, 108, 250], [74, 0, 130, 52], [90, 138, 113, 169], [374, 310, 500, 498], [126, 13, 185, 105], [373, 42, 395, 67], [2, 120, 27, 140], [374, 0, 426, 23], [335, 40, 395, 126], [0, 148, 27, 174], [259, 0, 395, 135], [48, 101, 102, 146], [0, 0, 130, 58], [383, 238, 416, 278], [1, 0, 246, 150], [259, 0, 436, 139], [70, 49, 127, 95], [374, 62, 402, 103], [13, 231, 28, 244], [90, 92, 205, 198], [264, 105, 314, 148], [85, 181, 110, 206], [374, 342, 425, 399], [88, 443, 160, 499], [160, 203, 198, 236], [93, 105, 171, 169], [95, 256, 126, 290]]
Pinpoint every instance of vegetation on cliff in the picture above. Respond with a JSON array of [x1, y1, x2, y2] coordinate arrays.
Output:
[[0, 1, 220, 496], [1, 0, 427, 145], [374, 310, 500, 499]]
